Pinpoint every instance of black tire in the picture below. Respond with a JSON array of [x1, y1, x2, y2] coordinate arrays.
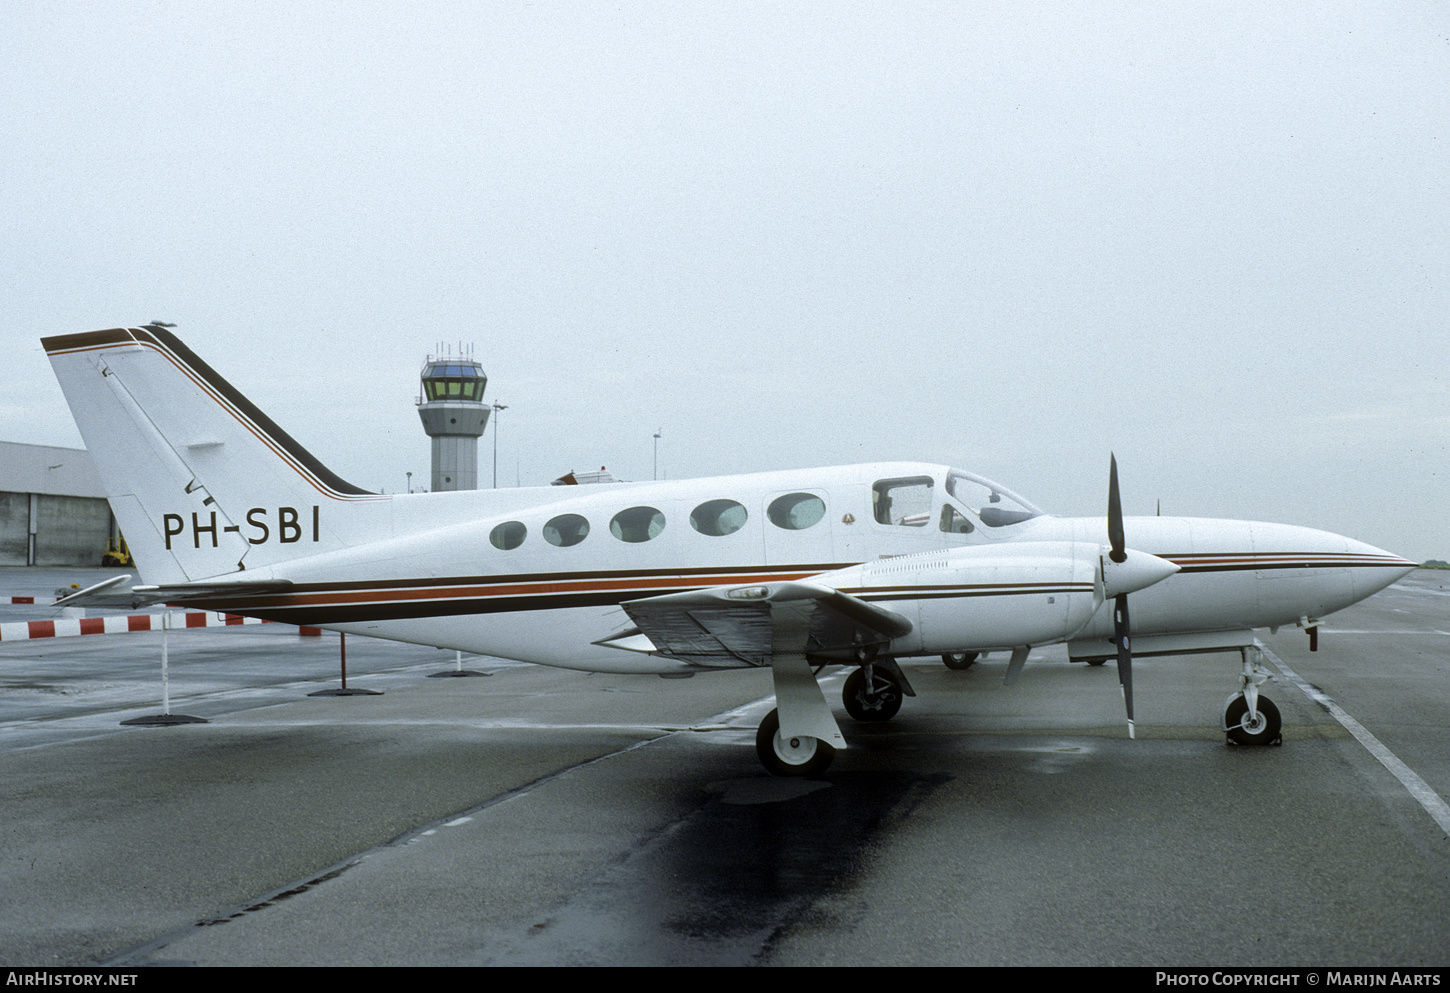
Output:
[[1224, 695, 1282, 746], [755, 708, 835, 777], [1087, 658, 1108, 667], [942, 652, 978, 670], [843, 667, 903, 722]]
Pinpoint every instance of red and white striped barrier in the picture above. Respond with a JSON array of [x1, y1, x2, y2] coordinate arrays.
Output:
[[4, 596, 63, 605], [0, 611, 269, 642]]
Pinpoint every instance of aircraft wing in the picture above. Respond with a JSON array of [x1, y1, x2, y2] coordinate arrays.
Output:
[[600, 580, 913, 667], [54, 574, 294, 610]]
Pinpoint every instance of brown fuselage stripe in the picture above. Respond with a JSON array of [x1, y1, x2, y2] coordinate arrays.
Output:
[[1165, 553, 1412, 574], [184, 578, 1076, 626]]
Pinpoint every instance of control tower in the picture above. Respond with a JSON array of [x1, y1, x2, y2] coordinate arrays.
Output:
[[417, 351, 490, 491]]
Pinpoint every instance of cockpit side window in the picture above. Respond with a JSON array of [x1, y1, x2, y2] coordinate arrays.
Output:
[[940, 505, 974, 534], [872, 477, 933, 527], [946, 471, 1041, 528]]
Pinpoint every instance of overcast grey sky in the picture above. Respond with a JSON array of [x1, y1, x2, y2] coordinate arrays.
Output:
[[3, 2, 1446, 560]]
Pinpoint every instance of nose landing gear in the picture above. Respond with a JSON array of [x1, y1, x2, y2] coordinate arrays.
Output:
[[1224, 694, 1282, 745], [1223, 646, 1282, 746]]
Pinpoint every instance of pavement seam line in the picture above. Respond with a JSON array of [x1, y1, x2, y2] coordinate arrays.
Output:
[[1258, 641, 1450, 838], [94, 729, 671, 966]]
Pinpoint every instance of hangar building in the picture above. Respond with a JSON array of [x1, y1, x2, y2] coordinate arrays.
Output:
[[0, 441, 114, 567]]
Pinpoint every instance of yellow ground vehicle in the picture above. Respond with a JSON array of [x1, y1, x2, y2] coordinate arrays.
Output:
[[101, 534, 133, 567]]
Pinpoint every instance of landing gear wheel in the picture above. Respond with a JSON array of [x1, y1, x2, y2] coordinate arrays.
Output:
[[1087, 658, 1107, 667], [756, 708, 835, 777], [1224, 694, 1282, 746], [942, 652, 978, 670], [843, 667, 903, 722]]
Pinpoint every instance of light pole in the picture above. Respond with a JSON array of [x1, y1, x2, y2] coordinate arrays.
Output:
[[653, 429, 661, 481], [406, 471, 412, 494], [492, 403, 508, 488]]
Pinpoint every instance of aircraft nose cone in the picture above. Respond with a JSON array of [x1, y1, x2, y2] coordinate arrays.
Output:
[[1344, 536, 1419, 594], [1250, 521, 1417, 600], [1104, 548, 1181, 598]]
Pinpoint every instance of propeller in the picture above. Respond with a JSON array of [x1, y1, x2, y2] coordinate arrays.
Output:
[[1093, 456, 1178, 739], [1109, 454, 1135, 739]]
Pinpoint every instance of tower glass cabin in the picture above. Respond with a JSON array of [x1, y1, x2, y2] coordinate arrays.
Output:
[[417, 357, 490, 491]]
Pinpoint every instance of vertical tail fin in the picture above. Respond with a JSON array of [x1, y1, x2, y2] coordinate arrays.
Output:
[[43, 327, 384, 583]]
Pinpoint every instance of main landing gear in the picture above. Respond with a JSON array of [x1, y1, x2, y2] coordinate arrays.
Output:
[[942, 651, 978, 670], [843, 664, 904, 721], [755, 657, 913, 777], [755, 653, 848, 777], [1223, 646, 1282, 746], [756, 708, 835, 777]]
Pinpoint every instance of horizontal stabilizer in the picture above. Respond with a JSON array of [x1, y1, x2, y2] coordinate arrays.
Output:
[[55, 578, 294, 611]]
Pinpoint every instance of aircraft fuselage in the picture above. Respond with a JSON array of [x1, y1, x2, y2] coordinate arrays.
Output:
[[197, 462, 1411, 674]]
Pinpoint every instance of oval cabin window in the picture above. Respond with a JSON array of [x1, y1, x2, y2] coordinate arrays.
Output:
[[543, 514, 590, 547], [489, 521, 527, 550], [689, 499, 748, 536], [767, 493, 826, 531], [610, 506, 665, 543]]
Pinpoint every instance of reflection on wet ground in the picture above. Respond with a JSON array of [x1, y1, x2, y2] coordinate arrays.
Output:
[[475, 772, 950, 966]]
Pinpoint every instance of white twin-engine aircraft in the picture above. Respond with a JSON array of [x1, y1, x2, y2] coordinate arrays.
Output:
[[45, 327, 1416, 775]]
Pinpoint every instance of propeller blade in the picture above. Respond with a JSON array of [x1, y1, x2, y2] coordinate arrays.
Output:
[[1114, 592, 1135, 739], [1108, 453, 1126, 564], [1109, 455, 1135, 738]]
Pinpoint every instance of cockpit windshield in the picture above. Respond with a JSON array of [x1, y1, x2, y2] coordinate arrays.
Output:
[[945, 470, 1043, 528]]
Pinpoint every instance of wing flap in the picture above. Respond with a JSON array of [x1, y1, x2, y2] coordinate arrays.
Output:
[[610, 580, 912, 667]]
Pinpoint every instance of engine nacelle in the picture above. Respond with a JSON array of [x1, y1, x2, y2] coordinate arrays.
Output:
[[822, 541, 1175, 655]]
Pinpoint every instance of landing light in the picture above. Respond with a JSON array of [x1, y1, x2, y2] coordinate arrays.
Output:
[[728, 586, 772, 600]]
